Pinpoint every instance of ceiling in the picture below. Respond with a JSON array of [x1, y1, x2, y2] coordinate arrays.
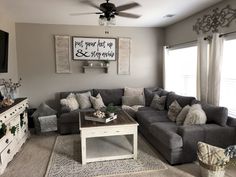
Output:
[[0, 0, 223, 27]]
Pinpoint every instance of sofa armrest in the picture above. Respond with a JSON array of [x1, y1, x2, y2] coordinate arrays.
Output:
[[227, 117, 236, 127], [177, 125, 206, 161]]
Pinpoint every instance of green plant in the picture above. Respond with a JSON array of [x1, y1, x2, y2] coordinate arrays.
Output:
[[10, 126, 17, 136], [0, 121, 7, 138], [104, 60, 110, 64], [106, 103, 118, 114]]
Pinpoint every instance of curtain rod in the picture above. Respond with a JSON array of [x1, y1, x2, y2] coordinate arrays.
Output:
[[167, 40, 197, 48], [219, 30, 236, 37]]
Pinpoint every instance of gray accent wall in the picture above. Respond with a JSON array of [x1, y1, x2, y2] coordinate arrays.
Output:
[[165, 0, 236, 46], [16, 23, 164, 109]]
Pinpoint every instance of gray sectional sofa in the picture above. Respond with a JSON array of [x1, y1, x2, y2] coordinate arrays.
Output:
[[58, 87, 236, 165]]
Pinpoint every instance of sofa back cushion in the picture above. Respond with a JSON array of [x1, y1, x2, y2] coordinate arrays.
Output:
[[166, 92, 196, 109], [93, 88, 124, 106], [192, 100, 228, 126], [60, 89, 93, 99], [144, 87, 169, 106]]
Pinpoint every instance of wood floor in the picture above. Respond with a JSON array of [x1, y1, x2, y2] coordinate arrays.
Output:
[[1, 132, 236, 177]]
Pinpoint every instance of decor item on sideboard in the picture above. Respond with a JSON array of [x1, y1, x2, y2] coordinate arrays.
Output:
[[72, 36, 116, 61], [193, 5, 236, 34], [0, 78, 22, 99]]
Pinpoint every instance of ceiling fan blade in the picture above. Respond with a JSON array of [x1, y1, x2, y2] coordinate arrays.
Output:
[[117, 12, 140, 18], [80, 0, 101, 10], [70, 12, 102, 16], [116, 2, 140, 12]]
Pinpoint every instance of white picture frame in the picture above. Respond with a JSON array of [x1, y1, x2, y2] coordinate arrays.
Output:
[[72, 36, 116, 61], [118, 37, 131, 75]]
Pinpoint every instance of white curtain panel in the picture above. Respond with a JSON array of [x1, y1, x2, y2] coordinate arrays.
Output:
[[163, 46, 169, 90], [207, 33, 224, 106], [197, 37, 209, 103]]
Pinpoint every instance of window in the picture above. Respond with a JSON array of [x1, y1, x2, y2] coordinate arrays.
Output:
[[220, 39, 236, 118], [165, 45, 197, 97]]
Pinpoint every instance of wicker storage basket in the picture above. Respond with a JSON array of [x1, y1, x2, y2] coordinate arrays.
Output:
[[199, 160, 226, 177]]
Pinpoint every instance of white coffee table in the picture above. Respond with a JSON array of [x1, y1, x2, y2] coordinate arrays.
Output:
[[79, 110, 138, 165]]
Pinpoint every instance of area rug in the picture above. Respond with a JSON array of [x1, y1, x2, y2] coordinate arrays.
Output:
[[45, 134, 167, 177]]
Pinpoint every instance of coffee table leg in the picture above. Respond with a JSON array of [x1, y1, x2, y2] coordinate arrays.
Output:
[[81, 135, 86, 165], [133, 129, 138, 160]]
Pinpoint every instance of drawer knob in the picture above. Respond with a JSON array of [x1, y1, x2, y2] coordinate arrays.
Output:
[[24, 130, 26, 133], [5, 139, 9, 144], [4, 116, 6, 118], [7, 149, 10, 154]]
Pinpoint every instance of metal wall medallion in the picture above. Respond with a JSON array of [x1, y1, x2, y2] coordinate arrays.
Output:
[[193, 5, 236, 34]]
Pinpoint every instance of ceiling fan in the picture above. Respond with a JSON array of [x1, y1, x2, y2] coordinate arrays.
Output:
[[71, 0, 141, 22]]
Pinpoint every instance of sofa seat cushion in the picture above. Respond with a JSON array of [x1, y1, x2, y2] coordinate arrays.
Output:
[[59, 108, 95, 123], [136, 110, 170, 129], [149, 122, 183, 149], [93, 89, 124, 106]]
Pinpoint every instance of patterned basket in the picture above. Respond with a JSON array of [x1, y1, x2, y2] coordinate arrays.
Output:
[[199, 160, 226, 177]]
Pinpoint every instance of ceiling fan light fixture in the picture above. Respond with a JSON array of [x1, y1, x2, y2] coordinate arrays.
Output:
[[99, 15, 116, 26]]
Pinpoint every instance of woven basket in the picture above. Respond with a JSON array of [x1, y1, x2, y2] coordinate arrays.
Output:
[[199, 160, 226, 177]]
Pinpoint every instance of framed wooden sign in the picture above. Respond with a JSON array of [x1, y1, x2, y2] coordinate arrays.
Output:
[[72, 36, 116, 61]]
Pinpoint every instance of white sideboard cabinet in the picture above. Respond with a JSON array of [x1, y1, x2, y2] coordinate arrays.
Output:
[[0, 98, 29, 174]]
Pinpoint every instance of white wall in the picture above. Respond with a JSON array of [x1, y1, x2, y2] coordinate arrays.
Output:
[[0, 10, 18, 83], [16, 23, 164, 109], [165, 0, 236, 45]]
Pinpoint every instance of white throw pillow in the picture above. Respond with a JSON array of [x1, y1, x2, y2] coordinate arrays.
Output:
[[124, 87, 144, 96], [184, 104, 207, 126], [168, 100, 182, 122], [90, 93, 106, 110], [60, 93, 79, 111], [76, 91, 92, 109]]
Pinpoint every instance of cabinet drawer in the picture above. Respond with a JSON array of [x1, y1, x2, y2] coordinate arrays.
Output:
[[0, 132, 13, 153], [0, 140, 17, 165], [82, 126, 137, 137]]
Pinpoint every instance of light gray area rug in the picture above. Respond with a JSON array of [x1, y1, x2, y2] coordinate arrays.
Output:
[[45, 135, 167, 177]]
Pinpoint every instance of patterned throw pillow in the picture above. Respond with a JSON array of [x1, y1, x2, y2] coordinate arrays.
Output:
[[90, 94, 106, 110], [60, 93, 79, 111], [150, 94, 166, 111], [184, 104, 207, 126], [76, 91, 92, 109], [168, 100, 182, 122], [176, 105, 190, 125]]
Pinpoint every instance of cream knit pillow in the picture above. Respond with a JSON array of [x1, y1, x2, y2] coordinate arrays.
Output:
[[90, 94, 106, 110], [184, 104, 207, 126], [60, 93, 79, 111]]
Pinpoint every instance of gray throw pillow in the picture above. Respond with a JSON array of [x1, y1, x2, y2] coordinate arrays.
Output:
[[176, 105, 190, 125], [76, 91, 92, 109], [184, 104, 207, 126], [168, 100, 182, 122], [122, 95, 145, 106], [90, 93, 106, 110], [150, 94, 166, 111], [32, 103, 57, 119]]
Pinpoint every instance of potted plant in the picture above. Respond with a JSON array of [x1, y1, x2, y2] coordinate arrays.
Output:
[[105, 103, 118, 117]]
